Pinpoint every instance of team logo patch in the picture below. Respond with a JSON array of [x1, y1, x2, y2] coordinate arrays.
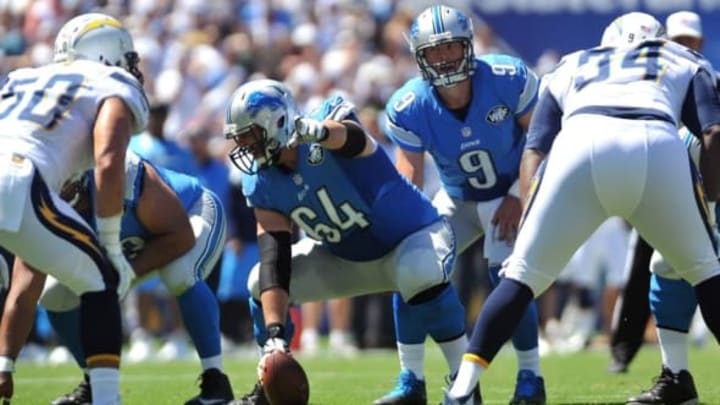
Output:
[[307, 144, 325, 165], [486, 105, 510, 124]]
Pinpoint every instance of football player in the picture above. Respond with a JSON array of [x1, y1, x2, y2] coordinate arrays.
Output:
[[0, 13, 147, 405], [384, 5, 544, 404], [443, 11, 720, 405], [0, 150, 233, 405], [223, 79, 469, 405]]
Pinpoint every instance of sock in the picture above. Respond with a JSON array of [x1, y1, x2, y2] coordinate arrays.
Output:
[[200, 354, 223, 372], [516, 347, 541, 375], [657, 328, 688, 373], [47, 309, 86, 368], [88, 367, 120, 405], [177, 282, 221, 359], [397, 342, 425, 380], [489, 265, 540, 351], [467, 279, 534, 362], [694, 274, 720, 343], [437, 334, 468, 375], [448, 359, 483, 399]]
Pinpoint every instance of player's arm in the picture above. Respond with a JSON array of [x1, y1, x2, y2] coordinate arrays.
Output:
[[680, 68, 720, 200], [395, 149, 426, 189], [0, 260, 47, 368], [291, 117, 376, 158], [131, 163, 195, 276], [255, 208, 293, 340], [520, 89, 563, 204]]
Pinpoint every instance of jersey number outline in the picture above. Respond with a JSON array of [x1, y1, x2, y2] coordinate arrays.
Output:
[[574, 42, 663, 90], [291, 187, 370, 243], [0, 73, 84, 129], [458, 149, 497, 189]]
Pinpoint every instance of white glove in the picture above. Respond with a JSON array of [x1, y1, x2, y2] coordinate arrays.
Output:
[[96, 215, 135, 300], [289, 117, 328, 147], [257, 337, 290, 382]]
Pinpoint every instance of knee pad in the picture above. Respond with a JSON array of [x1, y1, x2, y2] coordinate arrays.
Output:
[[650, 274, 696, 331], [650, 250, 682, 280], [39, 277, 80, 312]]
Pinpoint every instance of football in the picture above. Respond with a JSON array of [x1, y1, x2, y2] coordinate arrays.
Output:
[[260, 351, 310, 405]]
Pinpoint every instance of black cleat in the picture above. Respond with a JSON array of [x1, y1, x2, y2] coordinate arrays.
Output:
[[185, 368, 234, 405], [227, 382, 269, 405], [626, 367, 698, 405], [438, 372, 482, 405], [50, 374, 91, 405]]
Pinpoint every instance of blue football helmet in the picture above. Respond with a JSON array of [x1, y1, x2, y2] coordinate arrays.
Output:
[[224, 79, 298, 174], [408, 5, 475, 87]]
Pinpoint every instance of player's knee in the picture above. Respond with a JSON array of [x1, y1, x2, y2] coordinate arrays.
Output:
[[39, 282, 80, 312], [650, 251, 681, 279], [158, 268, 196, 296], [246, 264, 261, 300], [501, 257, 551, 297], [396, 257, 447, 301]]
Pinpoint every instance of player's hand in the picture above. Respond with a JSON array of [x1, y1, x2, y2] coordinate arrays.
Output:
[[289, 117, 328, 147], [257, 337, 290, 382], [0, 371, 13, 403], [492, 195, 522, 245]]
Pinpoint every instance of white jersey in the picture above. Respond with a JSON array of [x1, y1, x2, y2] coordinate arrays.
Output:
[[0, 60, 148, 191], [544, 39, 711, 126]]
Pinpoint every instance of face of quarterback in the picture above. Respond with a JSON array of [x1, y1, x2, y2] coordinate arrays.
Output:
[[422, 41, 466, 76]]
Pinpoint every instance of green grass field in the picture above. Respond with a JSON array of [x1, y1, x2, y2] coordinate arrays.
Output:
[[10, 344, 720, 404]]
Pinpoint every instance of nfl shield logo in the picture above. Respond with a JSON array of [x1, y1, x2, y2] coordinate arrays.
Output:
[[307, 144, 325, 165], [486, 105, 510, 125]]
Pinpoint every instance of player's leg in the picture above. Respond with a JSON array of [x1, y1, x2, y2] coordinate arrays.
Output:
[[627, 271, 698, 405], [0, 170, 123, 405], [446, 123, 608, 402], [158, 190, 233, 405]]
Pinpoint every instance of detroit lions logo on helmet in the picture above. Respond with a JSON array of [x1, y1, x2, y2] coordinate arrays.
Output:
[[486, 105, 510, 124], [307, 143, 325, 165]]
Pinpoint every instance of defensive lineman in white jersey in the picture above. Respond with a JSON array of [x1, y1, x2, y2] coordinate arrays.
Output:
[[0, 13, 148, 405], [444, 12, 720, 404]]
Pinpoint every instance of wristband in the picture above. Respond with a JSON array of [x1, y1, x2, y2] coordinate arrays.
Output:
[[0, 356, 14, 373], [96, 214, 122, 255]]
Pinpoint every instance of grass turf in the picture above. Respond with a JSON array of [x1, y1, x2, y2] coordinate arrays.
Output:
[[10, 344, 720, 404]]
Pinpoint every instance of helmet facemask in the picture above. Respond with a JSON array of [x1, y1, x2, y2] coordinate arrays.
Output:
[[226, 123, 282, 175], [415, 38, 474, 87]]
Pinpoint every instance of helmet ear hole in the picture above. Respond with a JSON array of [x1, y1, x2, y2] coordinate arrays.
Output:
[[277, 116, 285, 129]]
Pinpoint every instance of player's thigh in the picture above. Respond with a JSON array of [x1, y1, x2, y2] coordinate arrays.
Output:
[[39, 275, 80, 311], [503, 133, 607, 296], [159, 191, 227, 294], [392, 219, 455, 301], [0, 175, 107, 295], [433, 188, 482, 253], [246, 238, 392, 302], [630, 148, 719, 285]]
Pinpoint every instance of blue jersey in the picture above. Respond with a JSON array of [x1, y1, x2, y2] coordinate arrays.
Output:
[[242, 96, 440, 261], [90, 151, 204, 256], [129, 133, 199, 176], [384, 54, 538, 201]]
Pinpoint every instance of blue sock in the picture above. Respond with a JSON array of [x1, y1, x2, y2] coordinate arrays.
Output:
[[47, 309, 86, 368], [177, 282, 221, 358], [393, 285, 466, 344], [248, 297, 294, 346], [488, 265, 539, 351], [650, 274, 696, 331], [467, 278, 534, 363]]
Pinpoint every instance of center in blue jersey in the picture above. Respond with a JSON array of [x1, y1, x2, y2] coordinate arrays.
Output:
[[384, 54, 538, 201], [242, 96, 441, 262]]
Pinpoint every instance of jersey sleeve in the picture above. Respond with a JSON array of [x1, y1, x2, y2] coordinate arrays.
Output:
[[681, 67, 720, 136], [485, 55, 539, 117], [383, 84, 427, 153], [241, 172, 269, 209], [95, 66, 149, 134]]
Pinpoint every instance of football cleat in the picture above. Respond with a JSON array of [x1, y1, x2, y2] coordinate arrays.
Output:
[[228, 381, 269, 405], [373, 369, 427, 405], [626, 367, 698, 405], [510, 370, 546, 405], [439, 388, 482, 405], [184, 368, 234, 405], [50, 374, 91, 405]]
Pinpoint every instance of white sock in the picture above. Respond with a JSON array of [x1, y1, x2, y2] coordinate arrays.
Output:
[[397, 342, 425, 380], [437, 335, 468, 375], [658, 327, 688, 373], [448, 359, 484, 399], [200, 354, 223, 372], [516, 347, 541, 375], [89, 367, 120, 405]]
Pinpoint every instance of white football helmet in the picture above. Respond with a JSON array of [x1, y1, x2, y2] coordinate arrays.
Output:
[[407, 5, 475, 87], [224, 80, 298, 174], [600, 12, 665, 48], [54, 13, 143, 83]]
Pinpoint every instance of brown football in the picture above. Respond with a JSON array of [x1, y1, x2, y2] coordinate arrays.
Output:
[[260, 351, 310, 405]]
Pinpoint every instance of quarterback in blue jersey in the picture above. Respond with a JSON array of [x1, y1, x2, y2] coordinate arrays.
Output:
[[223, 79, 469, 405], [384, 5, 544, 404], [0, 151, 232, 405]]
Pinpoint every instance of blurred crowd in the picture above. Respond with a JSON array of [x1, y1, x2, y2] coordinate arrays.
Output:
[[3, 0, 679, 365]]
